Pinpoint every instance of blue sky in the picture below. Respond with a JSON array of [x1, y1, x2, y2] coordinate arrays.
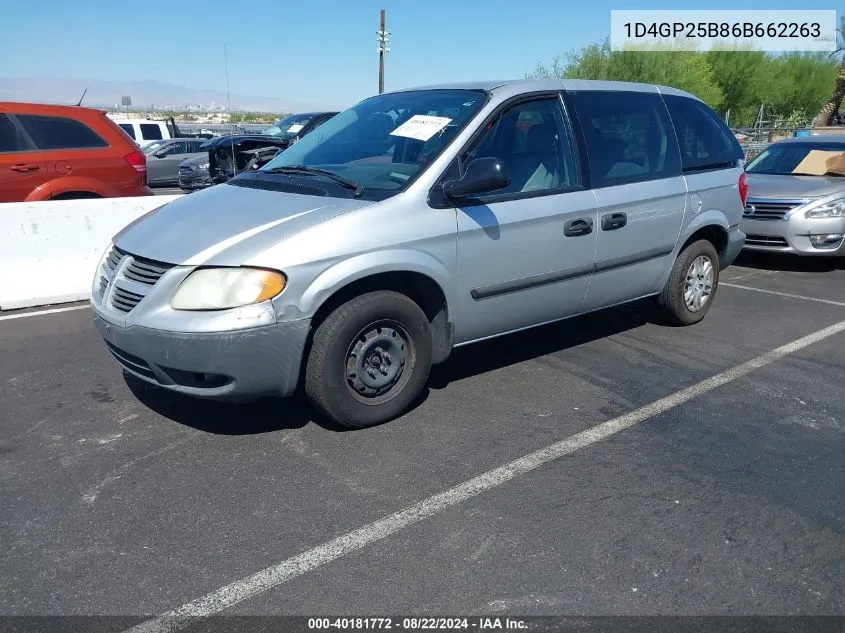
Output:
[[1, 0, 837, 109]]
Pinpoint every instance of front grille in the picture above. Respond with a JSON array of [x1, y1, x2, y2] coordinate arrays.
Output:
[[123, 256, 174, 285], [743, 200, 800, 220], [745, 234, 789, 247], [97, 245, 175, 314], [111, 286, 145, 312], [179, 166, 194, 177]]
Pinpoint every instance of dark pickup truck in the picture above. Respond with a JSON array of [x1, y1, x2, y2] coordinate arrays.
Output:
[[205, 111, 338, 184]]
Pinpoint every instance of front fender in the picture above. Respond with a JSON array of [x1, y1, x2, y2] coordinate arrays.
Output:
[[292, 249, 454, 318]]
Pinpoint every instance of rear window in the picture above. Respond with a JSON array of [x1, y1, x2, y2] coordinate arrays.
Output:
[[0, 114, 31, 153], [119, 123, 136, 139], [567, 90, 682, 188], [16, 115, 109, 151], [663, 95, 742, 172], [140, 123, 163, 140]]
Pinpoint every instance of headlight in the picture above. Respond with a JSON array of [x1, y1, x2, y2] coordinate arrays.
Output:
[[199, 162, 209, 170], [805, 197, 845, 218], [170, 267, 286, 310]]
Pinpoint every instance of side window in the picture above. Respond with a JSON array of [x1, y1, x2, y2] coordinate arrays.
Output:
[[663, 95, 742, 172], [463, 96, 581, 196], [567, 90, 681, 188], [140, 123, 163, 140], [189, 140, 205, 152], [119, 123, 136, 139], [16, 115, 109, 151], [158, 142, 179, 156], [0, 114, 31, 153]]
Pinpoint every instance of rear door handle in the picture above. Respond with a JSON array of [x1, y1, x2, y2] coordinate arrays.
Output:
[[601, 212, 627, 231], [10, 163, 40, 172], [563, 217, 594, 237]]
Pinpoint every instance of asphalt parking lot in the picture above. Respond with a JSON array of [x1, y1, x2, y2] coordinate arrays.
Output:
[[1, 252, 843, 628]]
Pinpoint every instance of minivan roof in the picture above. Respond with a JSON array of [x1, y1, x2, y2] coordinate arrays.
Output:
[[381, 78, 701, 102]]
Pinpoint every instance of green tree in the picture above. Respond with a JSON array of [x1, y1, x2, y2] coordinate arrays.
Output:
[[531, 38, 839, 127], [530, 38, 724, 113]]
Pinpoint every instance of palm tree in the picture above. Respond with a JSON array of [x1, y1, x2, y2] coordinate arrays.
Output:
[[811, 16, 845, 128]]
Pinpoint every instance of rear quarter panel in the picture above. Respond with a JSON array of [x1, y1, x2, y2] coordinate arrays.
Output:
[[654, 165, 744, 289], [44, 112, 146, 197]]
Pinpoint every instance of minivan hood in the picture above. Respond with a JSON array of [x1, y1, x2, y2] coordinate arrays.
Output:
[[745, 173, 845, 201], [113, 182, 372, 266]]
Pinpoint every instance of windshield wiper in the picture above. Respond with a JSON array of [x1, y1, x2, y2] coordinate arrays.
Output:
[[263, 165, 364, 197]]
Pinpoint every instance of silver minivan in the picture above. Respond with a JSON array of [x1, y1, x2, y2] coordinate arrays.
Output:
[[90, 79, 747, 428]]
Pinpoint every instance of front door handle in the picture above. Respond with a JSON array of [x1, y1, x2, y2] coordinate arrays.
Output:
[[10, 163, 40, 172], [601, 212, 627, 231], [564, 217, 593, 237]]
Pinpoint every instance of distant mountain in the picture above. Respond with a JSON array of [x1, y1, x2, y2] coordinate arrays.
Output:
[[0, 76, 331, 113]]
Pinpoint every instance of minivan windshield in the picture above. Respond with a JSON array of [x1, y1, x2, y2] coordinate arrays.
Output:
[[258, 89, 488, 197], [746, 142, 845, 177], [262, 115, 315, 139]]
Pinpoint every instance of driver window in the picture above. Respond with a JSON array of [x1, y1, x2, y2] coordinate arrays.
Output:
[[463, 97, 580, 195]]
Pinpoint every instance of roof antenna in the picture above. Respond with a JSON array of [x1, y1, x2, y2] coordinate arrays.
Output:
[[76, 88, 88, 106]]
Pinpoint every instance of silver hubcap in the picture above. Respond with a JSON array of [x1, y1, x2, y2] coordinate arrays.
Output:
[[683, 255, 714, 312]]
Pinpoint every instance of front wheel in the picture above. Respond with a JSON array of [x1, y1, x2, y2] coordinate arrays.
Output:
[[656, 239, 720, 326], [304, 291, 433, 429]]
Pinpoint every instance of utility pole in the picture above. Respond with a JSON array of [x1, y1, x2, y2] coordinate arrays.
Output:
[[377, 9, 390, 94]]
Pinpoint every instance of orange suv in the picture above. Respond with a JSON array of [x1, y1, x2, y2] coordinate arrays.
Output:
[[0, 101, 152, 203]]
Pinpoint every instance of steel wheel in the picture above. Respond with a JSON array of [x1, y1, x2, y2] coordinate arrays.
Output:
[[683, 255, 714, 313], [345, 320, 414, 405]]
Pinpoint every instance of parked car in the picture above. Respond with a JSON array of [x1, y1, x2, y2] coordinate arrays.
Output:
[[90, 79, 746, 429], [143, 138, 208, 187], [741, 135, 845, 256], [204, 111, 338, 184], [0, 101, 151, 202], [178, 154, 212, 192], [109, 116, 214, 148]]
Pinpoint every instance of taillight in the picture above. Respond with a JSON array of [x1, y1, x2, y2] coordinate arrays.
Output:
[[738, 171, 749, 207], [123, 149, 146, 174]]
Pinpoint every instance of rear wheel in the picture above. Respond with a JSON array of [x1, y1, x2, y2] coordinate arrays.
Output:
[[304, 291, 433, 429], [656, 239, 720, 326]]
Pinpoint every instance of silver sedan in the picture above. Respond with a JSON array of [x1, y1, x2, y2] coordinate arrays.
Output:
[[741, 135, 845, 257]]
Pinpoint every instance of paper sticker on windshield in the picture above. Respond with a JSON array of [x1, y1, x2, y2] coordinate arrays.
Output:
[[390, 115, 452, 141], [287, 124, 304, 133]]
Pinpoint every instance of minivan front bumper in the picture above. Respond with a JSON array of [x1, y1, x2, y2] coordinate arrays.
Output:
[[92, 310, 311, 401]]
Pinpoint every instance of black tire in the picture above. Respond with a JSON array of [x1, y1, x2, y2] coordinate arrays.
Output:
[[304, 290, 433, 429], [656, 239, 720, 326]]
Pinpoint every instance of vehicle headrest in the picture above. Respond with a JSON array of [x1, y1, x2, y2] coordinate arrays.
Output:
[[525, 123, 557, 153]]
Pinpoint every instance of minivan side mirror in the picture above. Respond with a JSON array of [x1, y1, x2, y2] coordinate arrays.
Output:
[[442, 157, 509, 199]]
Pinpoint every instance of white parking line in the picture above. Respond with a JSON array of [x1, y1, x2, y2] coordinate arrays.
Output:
[[721, 283, 845, 308], [0, 304, 90, 321], [122, 318, 845, 633]]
